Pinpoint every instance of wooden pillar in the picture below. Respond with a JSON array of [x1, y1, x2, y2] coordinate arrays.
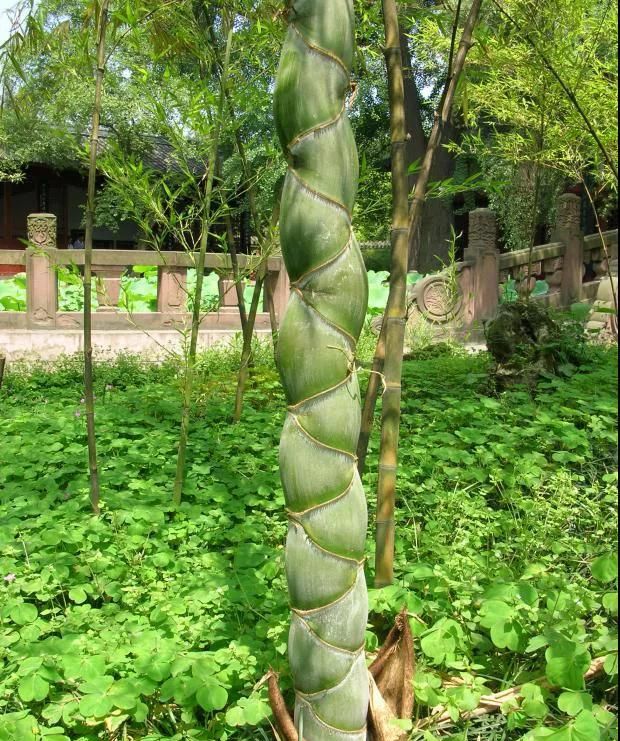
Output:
[[26, 213, 58, 327]]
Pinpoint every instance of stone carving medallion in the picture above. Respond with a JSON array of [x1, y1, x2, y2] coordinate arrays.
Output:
[[413, 275, 463, 323]]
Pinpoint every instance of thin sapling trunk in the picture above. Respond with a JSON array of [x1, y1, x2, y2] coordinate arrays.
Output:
[[233, 267, 265, 423], [232, 198, 280, 422], [225, 211, 248, 335], [83, 0, 110, 516], [172, 26, 233, 507]]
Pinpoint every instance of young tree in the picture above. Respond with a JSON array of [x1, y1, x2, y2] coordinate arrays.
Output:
[[96, 0, 284, 497], [82, 0, 110, 515], [274, 0, 369, 736], [172, 22, 233, 508]]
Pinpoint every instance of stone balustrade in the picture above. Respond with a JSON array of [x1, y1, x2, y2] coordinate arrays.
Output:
[[1, 204, 618, 352], [408, 195, 618, 331], [0, 213, 289, 333]]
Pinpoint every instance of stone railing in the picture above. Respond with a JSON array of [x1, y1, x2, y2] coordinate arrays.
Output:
[[408, 194, 618, 331], [0, 213, 289, 333]]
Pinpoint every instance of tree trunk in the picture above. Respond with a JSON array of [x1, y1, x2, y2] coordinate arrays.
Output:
[[400, 32, 456, 273], [233, 270, 264, 423], [400, 30, 426, 178], [274, 0, 369, 736], [172, 27, 233, 507], [83, 0, 110, 516]]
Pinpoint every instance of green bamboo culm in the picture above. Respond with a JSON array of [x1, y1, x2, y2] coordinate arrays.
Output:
[[274, 1, 369, 738]]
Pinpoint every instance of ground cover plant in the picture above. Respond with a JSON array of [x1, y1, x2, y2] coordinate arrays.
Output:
[[0, 344, 617, 741]]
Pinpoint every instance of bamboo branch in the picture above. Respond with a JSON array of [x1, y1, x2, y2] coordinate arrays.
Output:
[[488, 0, 618, 182]]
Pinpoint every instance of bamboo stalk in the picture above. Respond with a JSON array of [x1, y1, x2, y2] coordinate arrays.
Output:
[[172, 25, 233, 508], [374, 0, 483, 586], [375, 0, 411, 588], [274, 0, 369, 731], [357, 0, 483, 476], [83, 0, 110, 516]]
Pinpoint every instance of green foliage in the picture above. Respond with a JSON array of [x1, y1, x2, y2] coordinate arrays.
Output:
[[0, 344, 617, 739], [0, 350, 286, 740], [366, 348, 617, 738], [0, 274, 26, 311], [361, 248, 392, 274], [0, 270, 243, 315], [416, 0, 619, 250]]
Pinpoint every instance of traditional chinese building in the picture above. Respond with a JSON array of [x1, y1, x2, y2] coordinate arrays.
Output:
[[0, 135, 251, 275]]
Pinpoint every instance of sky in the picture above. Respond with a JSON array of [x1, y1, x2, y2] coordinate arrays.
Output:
[[0, 0, 19, 44]]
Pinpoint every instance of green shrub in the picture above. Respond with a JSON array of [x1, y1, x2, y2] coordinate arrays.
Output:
[[361, 247, 391, 273]]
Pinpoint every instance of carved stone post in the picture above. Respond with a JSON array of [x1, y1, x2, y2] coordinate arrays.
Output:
[[26, 213, 58, 328], [218, 277, 241, 312], [93, 266, 125, 311], [266, 257, 290, 321], [158, 266, 187, 314], [464, 208, 499, 323], [554, 193, 583, 306]]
